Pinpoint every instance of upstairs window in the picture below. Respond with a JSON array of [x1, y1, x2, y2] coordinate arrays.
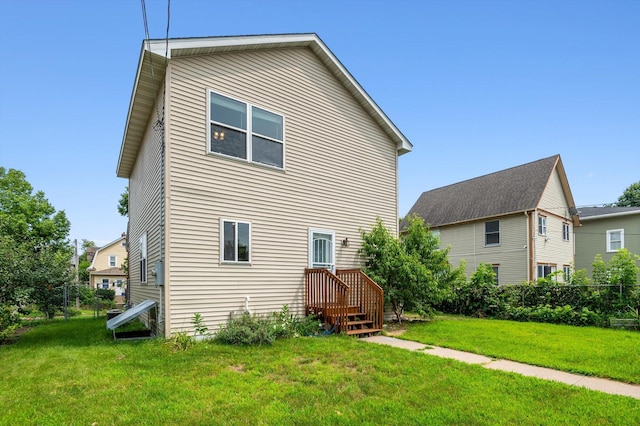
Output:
[[109, 255, 117, 267], [485, 220, 500, 246], [606, 229, 624, 252], [538, 215, 547, 236], [221, 219, 251, 263], [209, 91, 284, 169], [562, 223, 570, 241]]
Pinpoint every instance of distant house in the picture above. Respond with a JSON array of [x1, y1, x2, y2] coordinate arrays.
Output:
[[115, 34, 412, 337], [575, 206, 640, 277], [405, 155, 580, 284], [88, 234, 128, 296]]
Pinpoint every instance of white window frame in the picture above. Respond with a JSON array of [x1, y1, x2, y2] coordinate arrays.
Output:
[[538, 215, 547, 236], [109, 255, 117, 268], [537, 264, 557, 280], [139, 233, 147, 283], [606, 229, 624, 252], [484, 220, 500, 246], [492, 265, 500, 285], [562, 223, 570, 241], [308, 228, 336, 272], [220, 219, 252, 264], [563, 265, 571, 283], [207, 90, 285, 170]]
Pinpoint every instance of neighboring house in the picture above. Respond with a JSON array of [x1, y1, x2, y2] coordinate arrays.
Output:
[[115, 34, 412, 337], [404, 155, 580, 284], [574, 206, 640, 278], [88, 234, 128, 296]]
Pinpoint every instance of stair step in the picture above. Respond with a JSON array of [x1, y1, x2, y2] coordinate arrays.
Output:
[[346, 328, 382, 336], [348, 320, 374, 326], [347, 312, 365, 318]]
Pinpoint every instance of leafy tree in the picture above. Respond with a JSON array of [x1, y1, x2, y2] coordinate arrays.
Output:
[[359, 216, 462, 322], [118, 186, 128, 217], [77, 239, 96, 284], [0, 167, 73, 318], [614, 181, 640, 207]]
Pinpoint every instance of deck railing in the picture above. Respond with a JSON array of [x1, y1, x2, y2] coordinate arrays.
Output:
[[336, 269, 384, 331], [304, 268, 350, 332]]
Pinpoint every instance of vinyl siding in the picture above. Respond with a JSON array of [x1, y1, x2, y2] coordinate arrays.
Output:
[[575, 214, 640, 278], [534, 169, 574, 281], [164, 47, 398, 333], [127, 90, 166, 333], [440, 214, 529, 284], [89, 239, 127, 271]]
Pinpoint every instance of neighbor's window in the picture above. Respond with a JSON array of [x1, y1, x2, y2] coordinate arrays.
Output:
[[221, 219, 251, 263], [485, 220, 500, 246], [432, 229, 440, 250], [139, 233, 147, 283], [109, 255, 117, 267], [209, 91, 284, 169], [563, 265, 571, 282], [492, 265, 500, 285], [537, 264, 556, 280], [538, 215, 547, 236], [562, 223, 570, 241], [606, 229, 624, 252], [102, 278, 109, 290]]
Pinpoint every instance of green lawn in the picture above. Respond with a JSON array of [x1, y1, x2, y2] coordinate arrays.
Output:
[[0, 315, 638, 425], [401, 315, 640, 384]]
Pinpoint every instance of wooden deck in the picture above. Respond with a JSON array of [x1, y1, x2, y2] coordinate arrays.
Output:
[[305, 268, 384, 337]]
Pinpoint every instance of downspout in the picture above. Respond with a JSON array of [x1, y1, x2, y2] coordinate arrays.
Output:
[[530, 210, 536, 282], [524, 211, 531, 282]]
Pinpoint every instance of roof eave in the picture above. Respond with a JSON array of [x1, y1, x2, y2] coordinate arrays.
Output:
[[115, 34, 412, 178]]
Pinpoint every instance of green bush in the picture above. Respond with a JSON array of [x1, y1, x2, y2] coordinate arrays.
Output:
[[215, 306, 322, 346], [0, 305, 21, 341], [96, 289, 115, 302], [215, 312, 278, 346]]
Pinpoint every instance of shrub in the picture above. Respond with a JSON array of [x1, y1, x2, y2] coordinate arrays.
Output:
[[0, 305, 21, 341], [96, 289, 115, 302], [215, 312, 278, 346]]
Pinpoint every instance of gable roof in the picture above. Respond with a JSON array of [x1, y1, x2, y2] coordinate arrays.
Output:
[[88, 235, 126, 271], [405, 155, 577, 228], [116, 33, 413, 178], [578, 206, 640, 220]]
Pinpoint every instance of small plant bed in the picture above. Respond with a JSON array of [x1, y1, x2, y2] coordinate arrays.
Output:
[[401, 315, 640, 384]]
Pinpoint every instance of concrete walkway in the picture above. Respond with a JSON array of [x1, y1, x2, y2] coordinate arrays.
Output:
[[361, 335, 640, 400]]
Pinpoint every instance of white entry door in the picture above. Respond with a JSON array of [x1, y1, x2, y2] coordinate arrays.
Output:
[[309, 229, 335, 271]]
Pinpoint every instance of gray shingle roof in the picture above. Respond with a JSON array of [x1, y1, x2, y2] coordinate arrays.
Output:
[[578, 206, 640, 219], [405, 155, 570, 228]]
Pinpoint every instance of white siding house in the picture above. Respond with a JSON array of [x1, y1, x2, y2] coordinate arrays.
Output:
[[116, 34, 412, 337]]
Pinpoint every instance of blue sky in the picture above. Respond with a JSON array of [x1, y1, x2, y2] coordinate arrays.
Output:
[[1, 0, 638, 247]]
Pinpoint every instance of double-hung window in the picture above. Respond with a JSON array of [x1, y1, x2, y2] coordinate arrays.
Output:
[[563, 265, 571, 282], [221, 219, 251, 263], [606, 229, 624, 252], [139, 233, 147, 283], [537, 264, 556, 280], [209, 91, 284, 169], [538, 215, 547, 236], [109, 255, 117, 268], [492, 265, 500, 285], [485, 220, 500, 246], [562, 223, 570, 241]]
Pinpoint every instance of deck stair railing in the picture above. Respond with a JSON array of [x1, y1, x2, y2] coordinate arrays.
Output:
[[305, 268, 384, 336]]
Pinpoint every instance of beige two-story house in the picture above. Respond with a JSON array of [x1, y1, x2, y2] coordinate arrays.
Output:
[[115, 34, 412, 337], [405, 155, 579, 284], [88, 234, 128, 295]]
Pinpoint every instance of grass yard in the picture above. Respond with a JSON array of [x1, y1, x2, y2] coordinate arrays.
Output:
[[400, 315, 640, 384], [0, 315, 638, 425]]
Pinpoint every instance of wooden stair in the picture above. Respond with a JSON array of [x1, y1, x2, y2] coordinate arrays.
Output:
[[344, 308, 381, 337]]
